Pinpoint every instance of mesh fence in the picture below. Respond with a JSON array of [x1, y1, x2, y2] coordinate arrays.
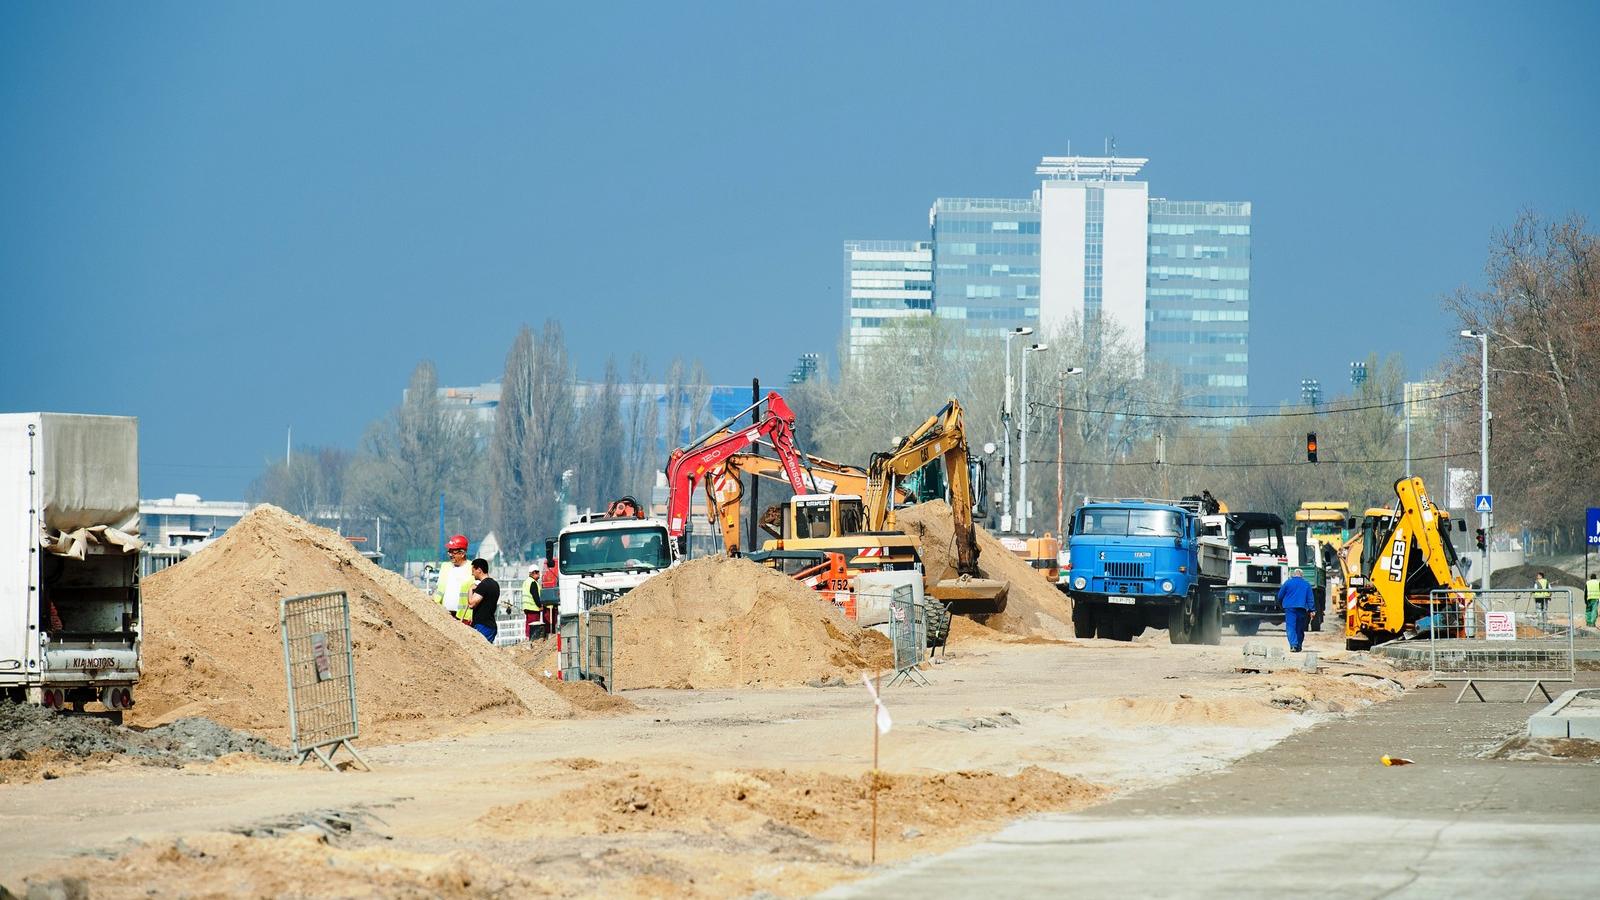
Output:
[[280, 591, 365, 767], [559, 611, 615, 692], [1426, 587, 1577, 702], [887, 585, 929, 687]]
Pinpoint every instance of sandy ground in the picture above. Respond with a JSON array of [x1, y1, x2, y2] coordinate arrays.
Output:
[[1, 623, 1408, 898]]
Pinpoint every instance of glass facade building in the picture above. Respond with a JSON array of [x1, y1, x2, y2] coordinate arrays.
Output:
[[927, 198, 1041, 336], [1145, 200, 1252, 407], [843, 240, 934, 357]]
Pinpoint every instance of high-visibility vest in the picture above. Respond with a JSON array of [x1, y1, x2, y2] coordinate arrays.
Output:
[[522, 578, 538, 612], [1586, 579, 1599, 601], [1532, 577, 1551, 601], [433, 561, 475, 621]]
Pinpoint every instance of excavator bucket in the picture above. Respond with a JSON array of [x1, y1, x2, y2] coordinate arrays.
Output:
[[929, 576, 1008, 615]]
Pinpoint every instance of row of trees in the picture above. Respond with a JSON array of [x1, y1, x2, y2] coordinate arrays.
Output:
[[251, 213, 1599, 564]]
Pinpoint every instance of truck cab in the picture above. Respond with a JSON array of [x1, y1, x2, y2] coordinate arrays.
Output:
[[551, 514, 672, 621], [1207, 512, 1293, 636], [1062, 499, 1224, 645]]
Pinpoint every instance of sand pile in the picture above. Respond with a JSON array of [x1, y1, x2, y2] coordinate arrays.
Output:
[[135, 505, 570, 742], [600, 555, 894, 690], [895, 500, 1076, 639]]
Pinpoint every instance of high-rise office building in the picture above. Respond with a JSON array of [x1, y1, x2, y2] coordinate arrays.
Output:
[[927, 198, 1041, 336], [1037, 156, 1150, 355], [1146, 199, 1252, 407], [843, 153, 1251, 405], [842, 240, 934, 357]]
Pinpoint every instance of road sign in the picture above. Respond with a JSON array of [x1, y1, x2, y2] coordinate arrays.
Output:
[[1587, 507, 1600, 546], [1474, 494, 1493, 514]]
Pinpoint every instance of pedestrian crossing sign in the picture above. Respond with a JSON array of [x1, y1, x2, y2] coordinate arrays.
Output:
[[1587, 507, 1600, 546], [1474, 494, 1492, 514]]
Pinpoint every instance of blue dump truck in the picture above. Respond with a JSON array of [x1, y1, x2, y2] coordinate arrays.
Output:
[[1060, 498, 1231, 644]]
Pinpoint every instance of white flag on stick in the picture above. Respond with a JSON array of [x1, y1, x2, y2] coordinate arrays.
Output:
[[861, 673, 892, 735]]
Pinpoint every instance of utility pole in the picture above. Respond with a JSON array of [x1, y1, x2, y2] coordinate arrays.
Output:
[[1001, 327, 1033, 531], [1461, 330, 1490, 589], [1019, 342, 1049, 534]]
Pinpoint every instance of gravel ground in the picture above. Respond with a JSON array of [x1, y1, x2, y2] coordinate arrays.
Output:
[[0, 703, 291, 763]]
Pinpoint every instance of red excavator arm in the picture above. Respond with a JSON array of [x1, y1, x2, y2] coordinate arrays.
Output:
[[664, 391, 808, 558]]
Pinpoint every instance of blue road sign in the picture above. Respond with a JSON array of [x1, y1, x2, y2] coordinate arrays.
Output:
[[1474, 494, 1493, 514], [1587, 507, 1600, 546]]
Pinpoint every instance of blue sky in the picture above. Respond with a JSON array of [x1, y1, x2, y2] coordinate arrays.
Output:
[[2, 2, 1597, 498]]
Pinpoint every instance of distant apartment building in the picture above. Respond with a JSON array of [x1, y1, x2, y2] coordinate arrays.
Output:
[[843, 153, 1252, 407], [842, 240, 934, 356]]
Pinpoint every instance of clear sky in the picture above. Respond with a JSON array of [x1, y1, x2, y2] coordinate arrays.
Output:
[[3, 2, 1597, 499]]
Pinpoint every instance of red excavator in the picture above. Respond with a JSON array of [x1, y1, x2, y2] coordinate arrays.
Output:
[[663, 391, 810, 560]]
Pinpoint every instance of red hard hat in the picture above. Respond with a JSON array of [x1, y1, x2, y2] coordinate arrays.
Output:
[[446, 534, 469, 551]]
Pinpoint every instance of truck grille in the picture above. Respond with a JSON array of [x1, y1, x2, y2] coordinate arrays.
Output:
[[1247, 565, 1283, 585], [582, 585, 629, 610], [1104, 562, 1146, 579]]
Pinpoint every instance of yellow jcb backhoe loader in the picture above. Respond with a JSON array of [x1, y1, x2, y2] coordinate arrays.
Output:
[[1345, 475, 1471, 650]]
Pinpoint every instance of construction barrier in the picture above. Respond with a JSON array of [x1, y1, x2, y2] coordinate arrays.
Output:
[[886, 584, 928, 687], [279, 591, 370, 771], [1426, 587, 1577, 703], [560, 610, 614, 692], [493, 603, 527, 646]]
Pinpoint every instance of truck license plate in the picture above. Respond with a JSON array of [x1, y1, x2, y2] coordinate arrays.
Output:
[[1108, 596, 1136, 605]]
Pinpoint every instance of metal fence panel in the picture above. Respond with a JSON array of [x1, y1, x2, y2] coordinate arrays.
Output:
[[887, 584, 929, 687], [1426, 587, 1577, 702], [559, 611, 614, 692], [280, 591, 370, 771], [493, 605, 527, 646]]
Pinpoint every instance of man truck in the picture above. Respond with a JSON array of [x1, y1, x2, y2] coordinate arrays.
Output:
[[1, 413, 143, 719]]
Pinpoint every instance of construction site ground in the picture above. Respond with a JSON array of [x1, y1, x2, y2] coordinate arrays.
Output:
[[0, 622, 1447, 898], [833, 667, 1600, 899]]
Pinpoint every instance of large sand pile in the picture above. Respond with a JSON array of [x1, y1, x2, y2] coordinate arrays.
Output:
[[134, 505, 571, 742], [601, 556, 894, 689], [895, 500, 1077, 639]]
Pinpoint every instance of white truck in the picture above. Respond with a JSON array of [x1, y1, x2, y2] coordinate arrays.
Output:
[[1, 413, 142, 718], [547, 513, 672, 621]]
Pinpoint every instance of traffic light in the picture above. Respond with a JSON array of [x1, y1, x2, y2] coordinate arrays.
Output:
[[1475, 528, 1486, 551], [1305, 432, 1318, 463]]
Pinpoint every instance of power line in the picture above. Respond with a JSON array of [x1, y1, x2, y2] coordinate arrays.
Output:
[[1029, 386, 1476, 421], [1028, 450, 1475, 469]]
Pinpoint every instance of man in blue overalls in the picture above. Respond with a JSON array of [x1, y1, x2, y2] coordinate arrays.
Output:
[[1276, 568, 1315, 653]]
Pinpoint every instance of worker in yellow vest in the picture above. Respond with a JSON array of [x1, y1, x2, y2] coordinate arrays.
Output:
[[433, 534, 476, 623], [1585, 574, 1599, 628], [1531, 572, 1551, 624], [522, 562, 541, 639]]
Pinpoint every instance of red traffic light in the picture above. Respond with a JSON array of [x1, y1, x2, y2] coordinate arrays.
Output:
[[1305, 432, 1319, 463]]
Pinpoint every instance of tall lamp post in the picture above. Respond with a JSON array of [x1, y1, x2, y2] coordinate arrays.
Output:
[[1019, 343, 1050, 534], [1460, 329, 1490, 590], [1001, 326, 1034, 531], [1055, 366, 1086, 537]]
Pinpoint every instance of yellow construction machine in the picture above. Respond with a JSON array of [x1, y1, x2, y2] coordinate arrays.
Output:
[[1344, 476, 1471, 650]]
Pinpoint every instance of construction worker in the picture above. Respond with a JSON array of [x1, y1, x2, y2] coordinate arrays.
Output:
[[466, 558, 500, 643], [433, 534, 475, 623], [1532, 571, 1551, 624], [1276, 568, 1315, 653], [1585, 573, 1599, 628], [522, 562, 541, 639]]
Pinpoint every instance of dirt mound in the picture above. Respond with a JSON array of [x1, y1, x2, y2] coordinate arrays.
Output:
[[484, 763, 1107, 847], [1490, 564, 1584, 590], [947, 615, 1068, 646], [0, 703, 289, 783], [135, 505, 571, 742], [600, 556, 894, 690], [895, 500, 1076, 640]]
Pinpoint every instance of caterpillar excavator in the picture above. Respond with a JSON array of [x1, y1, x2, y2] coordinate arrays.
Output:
[[1344, 475, 1471, 650]]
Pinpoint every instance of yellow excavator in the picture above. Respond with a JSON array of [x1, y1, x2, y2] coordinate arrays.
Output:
[[1344, 475, 1471, 650]]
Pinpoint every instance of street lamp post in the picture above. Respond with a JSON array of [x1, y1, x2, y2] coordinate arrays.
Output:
[[1055, 366, 1086, 537], [1461, 329, 1490, 590], [1001, 326, 1034, 532], [1019, 343, 1050, 534]]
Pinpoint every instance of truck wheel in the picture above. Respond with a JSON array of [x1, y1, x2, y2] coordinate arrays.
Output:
[[926, 602, 952, 649], [1072, 602, 1097, 639], [1232, 618, 1260, 637], [1106, 608, 1137, 642], [1198, 592, 1223, 645], [1167, 600, 1193, 645]]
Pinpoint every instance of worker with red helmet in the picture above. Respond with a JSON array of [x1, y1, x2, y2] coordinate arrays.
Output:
[[433, 534, 475, 622]]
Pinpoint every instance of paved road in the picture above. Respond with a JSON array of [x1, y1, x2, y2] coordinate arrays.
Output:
[[827, 675, 1600, 898]]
